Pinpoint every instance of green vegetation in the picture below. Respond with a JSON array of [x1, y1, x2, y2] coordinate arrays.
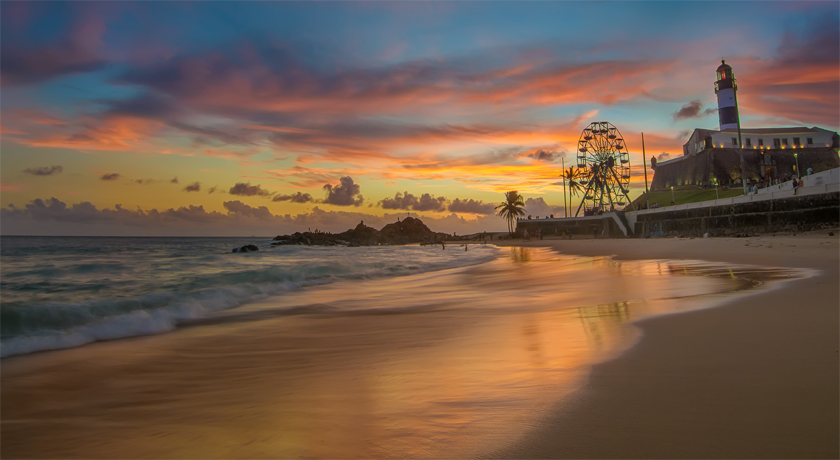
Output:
[[495, 191, 526, 235], [631, 186, 744, 209]]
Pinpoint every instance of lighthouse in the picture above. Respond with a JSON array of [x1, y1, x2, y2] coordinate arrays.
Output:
[[714, 60, 739, 131]]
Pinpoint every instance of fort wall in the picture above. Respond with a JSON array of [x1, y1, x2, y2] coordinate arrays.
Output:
[[650, 148, 839, 189], [516, 169, 839, 239]]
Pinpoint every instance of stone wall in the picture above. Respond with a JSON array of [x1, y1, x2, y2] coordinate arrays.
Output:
[[633, 192, 839, 237], [516, 215, 624, 238], [651, 148, 840, 189]]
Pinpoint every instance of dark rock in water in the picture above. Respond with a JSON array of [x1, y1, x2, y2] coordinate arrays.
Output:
[[232, 244, 259, 253]]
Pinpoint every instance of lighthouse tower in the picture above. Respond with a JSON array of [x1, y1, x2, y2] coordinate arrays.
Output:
[[714, 60, 739, 131]]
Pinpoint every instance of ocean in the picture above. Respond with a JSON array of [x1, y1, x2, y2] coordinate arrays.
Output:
[[0, 236, 499, 358]]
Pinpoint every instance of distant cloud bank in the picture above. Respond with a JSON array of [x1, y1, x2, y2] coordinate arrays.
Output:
[[23, 165, 63, 176]]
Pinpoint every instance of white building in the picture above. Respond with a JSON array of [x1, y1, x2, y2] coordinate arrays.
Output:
[[683, 126, 838, 156]]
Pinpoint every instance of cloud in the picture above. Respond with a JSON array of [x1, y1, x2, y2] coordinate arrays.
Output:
[[447, 198, 496, 215], [183, 182, 201, 192], [170, 176, 179, 184], [104, 91, 182, 119], [378, 192, 496, 214], [222, 200, 273, 218], [322, 176, 363, 206], [523, 197, 563, 217], [379, 191, 446, 212], [1, 197, 509, 236], [657, 152, 671, 161], [0, 37, 105, 88], [0, 3, 108, 86], [100, 173, 120, 181], [412, 194, 447, 212], [23, 165, 63, 176], [273, 192, 314, 203], [207, 185, 219, 194], [3, 198, 108, 223], [776, 14, 839, 65], [20, 115, 164, 152], [229, 182, 272, 197], [526, 149, 558, 162], [673, 100, 717, 120]]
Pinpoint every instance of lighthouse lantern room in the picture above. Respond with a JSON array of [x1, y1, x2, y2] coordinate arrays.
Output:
[[714, 60, 739, 131]]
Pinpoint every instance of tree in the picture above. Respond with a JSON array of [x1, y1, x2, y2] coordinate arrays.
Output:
[[495, 191, 526, 236], [560, 166, 585, 215], [561, 165, 585, 196]]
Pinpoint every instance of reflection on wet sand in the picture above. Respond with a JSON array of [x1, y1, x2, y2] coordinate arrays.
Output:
[[0, 247, 806, 459], [579, 302, 631, 350]]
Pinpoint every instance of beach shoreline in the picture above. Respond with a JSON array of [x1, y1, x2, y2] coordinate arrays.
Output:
[[492, 230, 840, 458]]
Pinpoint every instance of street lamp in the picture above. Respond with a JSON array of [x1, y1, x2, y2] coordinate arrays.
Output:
[[713, 178, 719, 200], [670, 186, 675, 206], [794, 152, 799, 178]]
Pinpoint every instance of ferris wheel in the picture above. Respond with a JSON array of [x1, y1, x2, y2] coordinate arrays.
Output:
[[575, 121, 634, 216]]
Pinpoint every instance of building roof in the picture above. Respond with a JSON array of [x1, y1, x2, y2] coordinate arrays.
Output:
[[716, 60, 732, 72], [719, 127, 819, 135]]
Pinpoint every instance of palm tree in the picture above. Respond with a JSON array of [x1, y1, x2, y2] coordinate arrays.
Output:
[[560, 166, 585, 215], [562, 166, 585, 195], [495, 190, 526, 236]]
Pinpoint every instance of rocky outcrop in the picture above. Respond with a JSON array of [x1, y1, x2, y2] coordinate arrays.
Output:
[[272, 218, 449, 246], [378, 217, 441, 245], [232, 244, 259, 253]]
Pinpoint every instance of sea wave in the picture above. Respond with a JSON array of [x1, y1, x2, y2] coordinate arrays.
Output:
[[1, 243, 499, 358]]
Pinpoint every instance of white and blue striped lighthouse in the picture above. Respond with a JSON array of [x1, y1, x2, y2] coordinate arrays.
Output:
[[714, 60, 739, 131]]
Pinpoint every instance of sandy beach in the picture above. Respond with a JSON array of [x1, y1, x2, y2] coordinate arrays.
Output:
[[2, 232, 837, 459], [493, 230, 840, 458]]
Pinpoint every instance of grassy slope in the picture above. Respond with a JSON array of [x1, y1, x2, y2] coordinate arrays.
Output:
[[631, 186, 743, 209]]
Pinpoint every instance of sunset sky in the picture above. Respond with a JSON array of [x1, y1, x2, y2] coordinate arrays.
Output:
[[2, 1, 838, 236]]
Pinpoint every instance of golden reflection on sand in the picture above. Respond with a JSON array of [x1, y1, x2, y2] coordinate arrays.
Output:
[[1, 247, 797, 458]]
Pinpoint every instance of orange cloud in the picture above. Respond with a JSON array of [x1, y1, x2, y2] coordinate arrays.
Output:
[[23, 115, 164, 152]]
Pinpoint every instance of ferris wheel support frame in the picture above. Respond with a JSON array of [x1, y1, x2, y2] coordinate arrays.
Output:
[[610, 167, 637, 212], [572, 121, 637, 217]]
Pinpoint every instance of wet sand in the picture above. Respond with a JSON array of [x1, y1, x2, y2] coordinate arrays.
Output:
[[493, 231, 840, 458]]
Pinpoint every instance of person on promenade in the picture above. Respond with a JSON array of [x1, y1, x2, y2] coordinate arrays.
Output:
[[798, 177, 804, 188]]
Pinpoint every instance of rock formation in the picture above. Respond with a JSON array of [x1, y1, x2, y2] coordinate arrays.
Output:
[[272, 217, 449, 246]]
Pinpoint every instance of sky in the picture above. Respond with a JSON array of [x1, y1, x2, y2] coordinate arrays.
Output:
[[1, 1, 838, 236]]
